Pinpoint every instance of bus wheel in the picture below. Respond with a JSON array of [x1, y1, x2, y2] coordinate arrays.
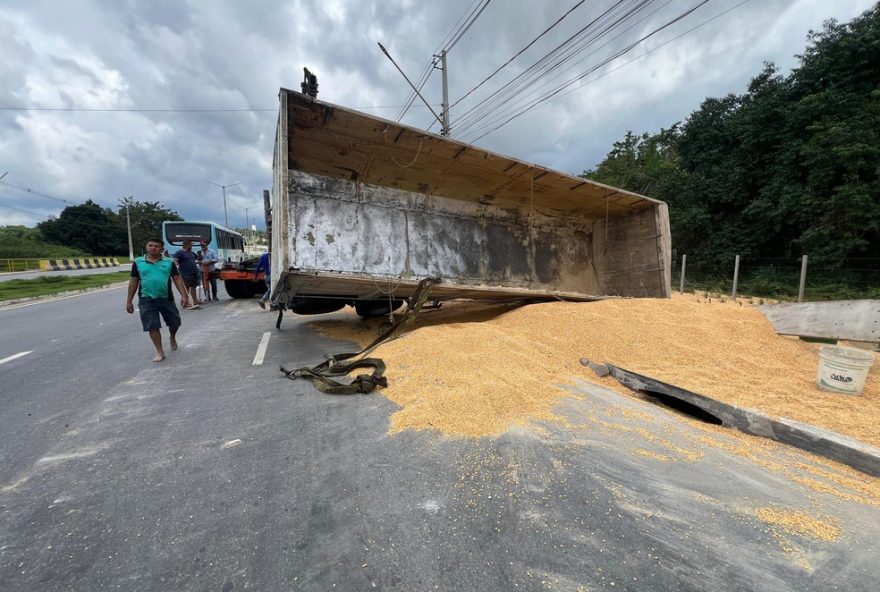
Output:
[[224, 280, 248, 299]]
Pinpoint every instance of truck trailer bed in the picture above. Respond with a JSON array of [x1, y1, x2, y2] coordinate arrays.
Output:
[[271, 88, 672, 311]]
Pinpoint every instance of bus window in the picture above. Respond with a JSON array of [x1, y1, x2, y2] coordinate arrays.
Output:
[[165, 223, 211, 245]]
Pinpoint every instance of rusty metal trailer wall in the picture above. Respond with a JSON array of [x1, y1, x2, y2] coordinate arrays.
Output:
[[271, 88, 672, 304], [288, 170, 602, 295]]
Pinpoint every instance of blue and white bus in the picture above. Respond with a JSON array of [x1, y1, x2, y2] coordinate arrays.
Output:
[[162, 221, 266, 299], [161, 221, 246, 265]]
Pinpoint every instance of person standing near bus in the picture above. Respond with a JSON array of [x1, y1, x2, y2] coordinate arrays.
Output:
[[126, 237, 189, 362], [199, 240, 219, 301], [173, 239, 202, 308], [254, 251, 271, 309]]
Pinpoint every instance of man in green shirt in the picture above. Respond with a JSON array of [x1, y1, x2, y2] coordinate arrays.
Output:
[[126, 237, 190, 362]]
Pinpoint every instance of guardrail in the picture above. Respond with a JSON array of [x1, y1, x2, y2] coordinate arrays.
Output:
[[39, 257, 120, 271], [1, 258, 44, 272], [0, 257, 122, 273]]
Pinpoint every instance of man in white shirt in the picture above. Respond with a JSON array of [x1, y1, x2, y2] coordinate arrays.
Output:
[[198, 240, 220, 301]]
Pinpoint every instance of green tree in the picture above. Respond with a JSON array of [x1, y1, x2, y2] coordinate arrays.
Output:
[[117, 199, 183, 256], [38, 200, 125, 255], [585, 5, 880, 276]]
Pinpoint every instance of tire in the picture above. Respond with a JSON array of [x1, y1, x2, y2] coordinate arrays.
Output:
[[290, 296, 346, 315], [224, 280, 248, 299], [354, 299, 404, 318]]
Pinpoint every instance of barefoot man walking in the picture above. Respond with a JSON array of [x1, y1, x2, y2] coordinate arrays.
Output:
[[126, 237, 189, 362]]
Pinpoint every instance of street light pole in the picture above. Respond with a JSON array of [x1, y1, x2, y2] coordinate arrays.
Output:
[[124, 196, 134, 260], [208, 181, 240, 228]]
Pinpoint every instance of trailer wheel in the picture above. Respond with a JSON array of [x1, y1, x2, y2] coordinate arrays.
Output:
[[290, 297, 346, 315], [224, 280, 248, 299], [250, 280, 267, 295], [354, 299, 404, 318]]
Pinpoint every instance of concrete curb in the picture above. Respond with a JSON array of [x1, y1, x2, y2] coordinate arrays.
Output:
[[0, 281, 129, 308], [603, 364, 880, 477]]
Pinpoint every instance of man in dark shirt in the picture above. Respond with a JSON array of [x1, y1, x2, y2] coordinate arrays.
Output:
[[173, 239, 202, 309], [254, 251, 271, 309], [126, 237, 189, 362]]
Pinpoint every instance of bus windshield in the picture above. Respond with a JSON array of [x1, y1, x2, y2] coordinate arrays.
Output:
[[165, 223, 212, 245]]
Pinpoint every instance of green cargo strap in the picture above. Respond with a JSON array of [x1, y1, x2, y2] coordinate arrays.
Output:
[[281, 277, 438, 395]]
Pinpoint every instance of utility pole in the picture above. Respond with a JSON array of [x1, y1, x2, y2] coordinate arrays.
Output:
[[208, 181, 240, 228], [124, 196, 134, 260], [378, 43, 445, 130], [439, 50, 450, 136]]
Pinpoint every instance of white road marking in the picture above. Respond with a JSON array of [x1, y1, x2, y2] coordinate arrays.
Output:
[[252, 332, 271, 366], [37, 447, 104, 464], [0, 351, 32, 365]]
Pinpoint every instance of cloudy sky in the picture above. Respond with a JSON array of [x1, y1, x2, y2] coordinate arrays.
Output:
[[0, 0, 875, 229]]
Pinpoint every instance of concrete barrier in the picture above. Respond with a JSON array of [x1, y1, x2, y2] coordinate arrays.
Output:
[[39, 257, 121, 271]]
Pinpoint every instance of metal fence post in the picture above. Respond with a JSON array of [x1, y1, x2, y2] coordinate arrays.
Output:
[[798, 255, 808, 302], [731, 255, 740, 300], [679, 254, 687, 294]]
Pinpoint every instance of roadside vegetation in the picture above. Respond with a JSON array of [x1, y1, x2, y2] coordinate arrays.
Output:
[[679, 273, 880, 302], [585, 7, 880, 300], [0, 271, 129, 302], [0, 226, 89, 259]]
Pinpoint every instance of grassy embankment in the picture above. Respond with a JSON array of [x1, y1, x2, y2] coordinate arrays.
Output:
[[677, 270, 880, 302], [1, 227, 129, 299], [0, 272, 131, 302]]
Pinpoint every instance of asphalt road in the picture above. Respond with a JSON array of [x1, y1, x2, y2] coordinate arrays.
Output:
[[0, 290, 878, 591], [0, 266, 128, 282]]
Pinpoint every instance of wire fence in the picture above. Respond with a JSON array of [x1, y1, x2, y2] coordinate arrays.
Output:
[[672, 253, 880, 302]]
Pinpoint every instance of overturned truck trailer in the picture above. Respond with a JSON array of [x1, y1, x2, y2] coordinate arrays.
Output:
[[270, 88, 672, 316]]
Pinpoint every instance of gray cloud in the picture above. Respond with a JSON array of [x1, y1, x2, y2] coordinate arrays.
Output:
[[0, 0, 875, 228]]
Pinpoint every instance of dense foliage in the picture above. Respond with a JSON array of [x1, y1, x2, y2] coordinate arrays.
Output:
[[115, 198, 184, 255], [38, 200, 124, 255], [34, 199, 182, 256], [584, 6, 880, 278], [0, 225, 87, 258]]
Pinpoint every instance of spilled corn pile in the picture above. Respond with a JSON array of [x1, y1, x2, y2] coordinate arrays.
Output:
[[310, 295, 879, 443]]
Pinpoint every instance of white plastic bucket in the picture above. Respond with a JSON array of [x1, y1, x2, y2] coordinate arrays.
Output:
[[816, 346, 875, 395]]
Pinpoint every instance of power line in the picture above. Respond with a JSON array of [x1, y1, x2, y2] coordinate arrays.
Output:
[[446, 0, 494, 53], [454, 0, 653, 134], [396, 61, 440, 122], [451, 0, 642, 134], [437, 0, 484, 52], [0, 201, 56, 219], [552, 1, 751, 103], [456, 0, 663, 137], [464, 0, 717, 143], [395, 0, 483, 122], [449, 0, 589, 111], [0, 180, 71, 204], [0, 106, 276, 113], [0, 104, 437, 113]]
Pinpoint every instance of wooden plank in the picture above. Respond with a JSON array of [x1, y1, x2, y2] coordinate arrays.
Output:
[[286, 88, 656, 197], [758, 300, 880, 343]]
